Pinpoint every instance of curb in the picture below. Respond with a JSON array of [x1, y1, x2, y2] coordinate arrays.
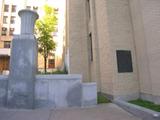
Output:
[[113, 99, 160, 120]]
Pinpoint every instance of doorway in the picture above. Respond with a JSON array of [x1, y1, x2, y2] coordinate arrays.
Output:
[[0, 56, 10, 73]]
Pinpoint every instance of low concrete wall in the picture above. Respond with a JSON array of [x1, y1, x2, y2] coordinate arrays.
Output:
[[0, 74, 97, 109], [35, 75, 97, 109], [82, 83, 97, 106], [35, 75, 82, 108], [0, 75, 8, 107], [35, 75, 97, 108]]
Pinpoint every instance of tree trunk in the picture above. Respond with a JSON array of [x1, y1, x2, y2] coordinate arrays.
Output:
[[44, 56, 47, 74]]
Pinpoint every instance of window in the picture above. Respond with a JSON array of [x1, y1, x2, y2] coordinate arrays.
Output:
[[54, 8, 59, 14], [10, 16, 16, 24], [26, 6, 31, 9], [4, 41, 11, 48], [9, 28, 14, 35], [48, 59, 55, 68], [89, 33, 93, 61], [4, 4, 9, 12], [116, 50, 133, 73], [87, 0, 91, 19], [33, 6, 38, 11], [1, 27, 7, 36], [3, 16, 8, 24], [11, 5, 16, 12]]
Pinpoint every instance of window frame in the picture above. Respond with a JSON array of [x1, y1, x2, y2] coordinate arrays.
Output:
[[4, 4, 9, 12], [33, 6, 38, 11], [11, 5, 16, 12], [48, 59, 55, 69], [116, 50, 133, 73], [89, 33, 93, 61], [3, 16, 8, 24], [9, 28, 15, 36], [1, 27, 7, 36], [4, 41, 11, 48], [26, 6, 31, 9], [10, 16, 16, 24]]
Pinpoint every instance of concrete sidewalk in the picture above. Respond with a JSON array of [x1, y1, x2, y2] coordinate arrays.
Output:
[[0, 103, 142, 120]]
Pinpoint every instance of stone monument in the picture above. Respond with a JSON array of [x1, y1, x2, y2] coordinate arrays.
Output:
[[0, 9, 97, 109], [7, 9, 39, 109]]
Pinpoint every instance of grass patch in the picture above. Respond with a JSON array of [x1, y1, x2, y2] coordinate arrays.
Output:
[[38, 70, 68, 74], [51, 70, 68, 74], [97, 94, 111, 104], [129, 99, 160, 112]]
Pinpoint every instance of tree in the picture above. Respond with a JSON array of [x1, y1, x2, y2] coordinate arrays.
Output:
[[35, 5, 57, 74]]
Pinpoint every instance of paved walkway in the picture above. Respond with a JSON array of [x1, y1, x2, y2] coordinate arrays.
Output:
[[0, 103, 141, 120]]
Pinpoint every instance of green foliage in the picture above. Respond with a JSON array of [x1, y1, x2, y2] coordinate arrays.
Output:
[[97, 94, 111, 104], [38, 70, 68, 75], [35, 5, 57, 73], [52, 69, 68, 74], [129, 99, 160, 112]]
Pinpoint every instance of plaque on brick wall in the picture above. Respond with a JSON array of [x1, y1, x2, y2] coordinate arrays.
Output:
[[116, 50, 133, 73]]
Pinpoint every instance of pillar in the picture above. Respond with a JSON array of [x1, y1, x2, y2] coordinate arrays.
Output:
[[7, 9, 39, 109]]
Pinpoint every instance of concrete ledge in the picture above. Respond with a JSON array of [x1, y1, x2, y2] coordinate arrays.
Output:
[[114, 99, 160, 120], [82, 83, 97, 107], [36, 74, 82, 81], [114, 93, 139, 101]]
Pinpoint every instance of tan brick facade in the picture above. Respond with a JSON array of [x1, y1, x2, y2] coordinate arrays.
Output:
[[67, 0, 160, 103], [66, 0, 90, 82], [130, 0, 160, 104]]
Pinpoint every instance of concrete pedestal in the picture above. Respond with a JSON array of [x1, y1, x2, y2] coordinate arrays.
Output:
[[7, 10, 38, 109], [7, 35, 37, 108]]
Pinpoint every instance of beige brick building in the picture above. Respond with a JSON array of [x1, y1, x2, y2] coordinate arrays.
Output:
[[66, 0, 160, 104]]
